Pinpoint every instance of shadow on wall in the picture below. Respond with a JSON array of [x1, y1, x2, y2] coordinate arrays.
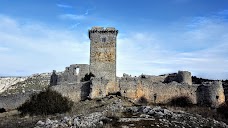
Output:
[[168, 96, 193, 107], [196, 85, 211, 106], [80, 82, 91, 101], [163, 73, 178, 83], [137, 96, 148, 105], [217, 101, 228, 118], [80, 73, 95, 101], [196, 81, 225, 108], [0, 108, 6, 113], [80, 72, 95, 82]]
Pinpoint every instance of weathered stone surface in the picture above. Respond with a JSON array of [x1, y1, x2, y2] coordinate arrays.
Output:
[[58, 64, 90, 84], [89, 77, 119, 99], [50, 81, 91, 102], [197, 81, 225, 107], [119, 76, 197, 104]]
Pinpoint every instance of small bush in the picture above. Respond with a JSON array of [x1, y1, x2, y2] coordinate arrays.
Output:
[[141, 75, 146, 78], [137, 96, 148, 105], [107, 92, 122, 97], [18, 89, 73, 115], [217, 101, 228, 118], [169, 96, 193, 107]]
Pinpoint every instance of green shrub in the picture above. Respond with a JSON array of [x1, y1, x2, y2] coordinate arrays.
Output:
[[169, 96, 193, 107], [18, 89, 73, 115]]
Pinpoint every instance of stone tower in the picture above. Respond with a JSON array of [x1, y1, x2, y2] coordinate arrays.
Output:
[[89, 27, 118, 82]]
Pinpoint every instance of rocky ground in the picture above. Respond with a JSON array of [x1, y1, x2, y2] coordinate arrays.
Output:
[[0, 95, 228, 128], [33, 106, 228, 128]]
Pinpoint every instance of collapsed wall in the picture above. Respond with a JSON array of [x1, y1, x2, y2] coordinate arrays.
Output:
[[58, 64, 90, 84], [89, 77, 119, 99], [164, 71, 192, 85], [0, 92, 33, 111]]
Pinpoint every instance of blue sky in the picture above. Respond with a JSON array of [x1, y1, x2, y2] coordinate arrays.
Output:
[[0, 0, 228, 79]]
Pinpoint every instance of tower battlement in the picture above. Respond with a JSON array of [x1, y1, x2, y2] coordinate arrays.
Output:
[[88, 27, 118, 39]]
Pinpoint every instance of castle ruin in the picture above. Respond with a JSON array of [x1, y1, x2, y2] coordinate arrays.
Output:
[[0, 26, 226, 111], [48, 26, 225, 107]]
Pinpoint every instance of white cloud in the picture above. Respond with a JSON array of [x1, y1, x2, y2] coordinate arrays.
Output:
[[0, 12, 228, 80], [218, 10, 228, 15], [117, 14, 228, 79], [0, 15, 90, 76], [56, 4, 72, 8], [70, 23, 81, 29], [58, 7, 95, 22], [59, 14, 86, 20]]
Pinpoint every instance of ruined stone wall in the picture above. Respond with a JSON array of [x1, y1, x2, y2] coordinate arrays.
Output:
[[50, 81, 91, 102], [89, 27, 118, 82], [119, 76, 197, 104], [0, 92, 34, 111], [164, 71, 192, 85], [59, 64, 90, 84]]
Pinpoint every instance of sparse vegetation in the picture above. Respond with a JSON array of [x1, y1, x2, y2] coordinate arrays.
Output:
[[17, 89, 73, 115], [81, 72, 95, 82], [137, 96, 148, 105], [192, 76, 214, 84]]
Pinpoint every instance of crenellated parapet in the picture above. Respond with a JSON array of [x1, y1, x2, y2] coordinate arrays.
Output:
[[88, 27, 118, 39]]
